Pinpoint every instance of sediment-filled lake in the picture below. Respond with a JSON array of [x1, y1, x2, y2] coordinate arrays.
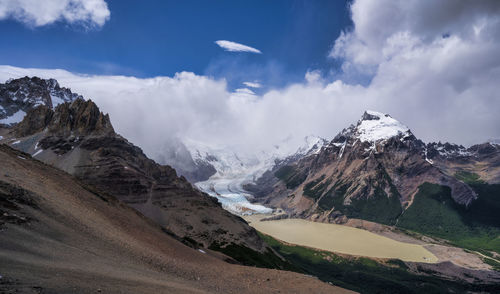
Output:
[[244, 215, 438, 263]]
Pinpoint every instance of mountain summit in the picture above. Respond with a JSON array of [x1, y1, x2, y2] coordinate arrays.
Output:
[[355, 110, 412, 143]]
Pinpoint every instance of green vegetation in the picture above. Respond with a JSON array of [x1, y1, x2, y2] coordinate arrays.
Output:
[[208, 242, 297, 270], [302, 175, 330, 201], [455, 171, 485, 185], [321, 167, 403, 225], [397, 183, 500, 255], [274, 165, 308, 189], [259, 233, 497, 294], [483, 257, 500, 271], [347, 185, 402, 225]]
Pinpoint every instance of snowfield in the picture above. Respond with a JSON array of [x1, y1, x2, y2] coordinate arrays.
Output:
[[356, 110, 411, 143]]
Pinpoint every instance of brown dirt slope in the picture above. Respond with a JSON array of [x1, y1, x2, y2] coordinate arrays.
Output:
[[0, 144, 353, 294]]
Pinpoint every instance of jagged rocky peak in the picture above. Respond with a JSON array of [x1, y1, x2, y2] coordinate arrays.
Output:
[[14, 98, 114, 138], [426, 141, 470, 159], [0, 76, 82, 125]]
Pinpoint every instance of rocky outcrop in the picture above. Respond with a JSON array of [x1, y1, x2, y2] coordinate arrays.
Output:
[[14, 98, 114, 138]]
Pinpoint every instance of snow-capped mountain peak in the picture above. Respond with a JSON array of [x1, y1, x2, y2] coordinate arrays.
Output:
[[354, 110, 411, 143]]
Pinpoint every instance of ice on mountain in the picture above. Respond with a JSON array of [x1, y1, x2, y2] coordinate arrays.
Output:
[[51, 95, 66, 107], [355, 110, 410, 143], [187, 135, 328, 216]]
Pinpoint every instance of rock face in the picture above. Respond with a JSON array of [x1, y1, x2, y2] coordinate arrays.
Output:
[[0, 77, 81, 125], [255, 111, 479, 224], [0, 78, 267, 254]]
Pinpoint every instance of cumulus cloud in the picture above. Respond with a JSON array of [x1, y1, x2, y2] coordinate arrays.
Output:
[[215, 40, 262, 54], [0, 0, 110, 28], [0, 0, 499, 160], [328, 0, 500, 144]]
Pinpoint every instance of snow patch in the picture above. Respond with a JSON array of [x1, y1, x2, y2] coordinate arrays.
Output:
[[51, 95, 66, 107], [0, 110, 26, 125], [32, 149, 43, 157], [356, 111, 410, 142]]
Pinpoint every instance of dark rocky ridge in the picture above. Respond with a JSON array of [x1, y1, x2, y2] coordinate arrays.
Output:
[[426, 141, 500, 184]]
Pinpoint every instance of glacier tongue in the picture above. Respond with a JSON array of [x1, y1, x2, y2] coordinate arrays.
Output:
[[187, 135, 328, 215]]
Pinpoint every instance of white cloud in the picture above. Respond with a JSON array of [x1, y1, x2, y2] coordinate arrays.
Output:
[[0, 0, 110, 28], [1, 1, 500, 160], [327, 0, 500, 145], [242, 81, 261, 88], [234, 88, 255, 95], [215, 40, 262, 54]]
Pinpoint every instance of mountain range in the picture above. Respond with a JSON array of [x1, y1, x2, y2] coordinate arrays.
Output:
[[0, 77, 282, 266], [1, 76, 499, 292]]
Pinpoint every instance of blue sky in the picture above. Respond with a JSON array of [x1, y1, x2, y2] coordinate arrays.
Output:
[[0, 0, 352, 90], [1, 0, 499, 148]]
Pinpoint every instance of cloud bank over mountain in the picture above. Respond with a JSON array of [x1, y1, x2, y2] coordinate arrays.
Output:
[[1, 0, 499, 159]]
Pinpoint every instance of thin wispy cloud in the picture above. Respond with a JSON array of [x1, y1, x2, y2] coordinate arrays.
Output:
[[234, 88, 256, 95], [215, 40, 262, 54], [0, 0, 110, 28], [242, 82, 262, 88]]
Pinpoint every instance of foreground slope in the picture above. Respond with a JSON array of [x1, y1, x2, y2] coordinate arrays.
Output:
[[0, 145, 350, 293]]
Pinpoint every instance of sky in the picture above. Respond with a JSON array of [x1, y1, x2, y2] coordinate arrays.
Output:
[[1, 0, 500, 160], [0, 0, 351, 90]]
